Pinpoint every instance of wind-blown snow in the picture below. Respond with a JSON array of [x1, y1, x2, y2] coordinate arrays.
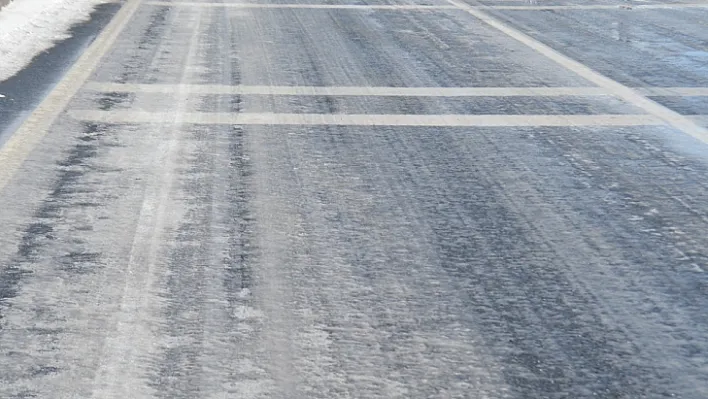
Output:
[[0, 0, 109, 82]]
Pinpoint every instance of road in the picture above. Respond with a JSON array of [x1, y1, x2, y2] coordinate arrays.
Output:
[[1, 0, 708, 397]]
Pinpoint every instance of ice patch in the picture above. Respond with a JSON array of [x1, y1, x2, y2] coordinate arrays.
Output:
[[0, 0, 110, 82]]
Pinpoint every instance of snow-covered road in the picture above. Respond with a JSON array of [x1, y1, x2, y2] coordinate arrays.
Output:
[[2, 0, 708, 397]]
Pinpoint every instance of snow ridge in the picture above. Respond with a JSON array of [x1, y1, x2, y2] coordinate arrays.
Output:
[[0, 0, 109, 82]]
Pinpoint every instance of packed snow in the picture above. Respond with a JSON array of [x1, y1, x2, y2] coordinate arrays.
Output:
[[0, 0, 109, 82]]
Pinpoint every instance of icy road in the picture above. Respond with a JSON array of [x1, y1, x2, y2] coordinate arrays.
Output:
[[1, 0, 708, 397]]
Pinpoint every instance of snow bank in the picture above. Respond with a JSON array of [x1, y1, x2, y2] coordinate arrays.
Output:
[[0, 0, 109, 82]]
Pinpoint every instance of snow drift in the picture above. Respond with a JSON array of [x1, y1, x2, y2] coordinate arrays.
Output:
[[0, 0, 109, 82]]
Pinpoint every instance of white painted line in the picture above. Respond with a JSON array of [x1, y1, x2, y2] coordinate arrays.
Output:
[[83, 82, 611, 96], [445, 0, 708, 143], [689, 115, 708, 126], [628, 3, 708, 9], [637, 87, 708, 97], [483, 4, 628, 10], [68, 110, 663, 127], [144, 1, 457, 9], [0, 0, 142, 192], [143, 1, 708, 9], [484, 3, 708, 10]]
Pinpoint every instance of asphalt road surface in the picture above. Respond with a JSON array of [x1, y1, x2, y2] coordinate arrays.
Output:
[[1, 0, 708, 398]]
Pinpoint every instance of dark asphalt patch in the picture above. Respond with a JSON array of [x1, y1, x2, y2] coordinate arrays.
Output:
[[0, 120, 113, 330]]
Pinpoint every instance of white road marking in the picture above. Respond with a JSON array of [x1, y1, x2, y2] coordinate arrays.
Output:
[[484, 3, 708, 9], [145, 1, 457, 9], [0, 0, 141, 192], [144, 1, 708, 9], [637, 87, 708, 97], [445, 0, 708, 144], [68, 110, 663, 127], [85, 82, 708, 98], [689, 115, 708, 126], [627, 2, 708, 9], [83, 82, 611, 96]]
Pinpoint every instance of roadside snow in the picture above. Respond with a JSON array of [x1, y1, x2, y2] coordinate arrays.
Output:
[[0, 0, 109, 82]]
